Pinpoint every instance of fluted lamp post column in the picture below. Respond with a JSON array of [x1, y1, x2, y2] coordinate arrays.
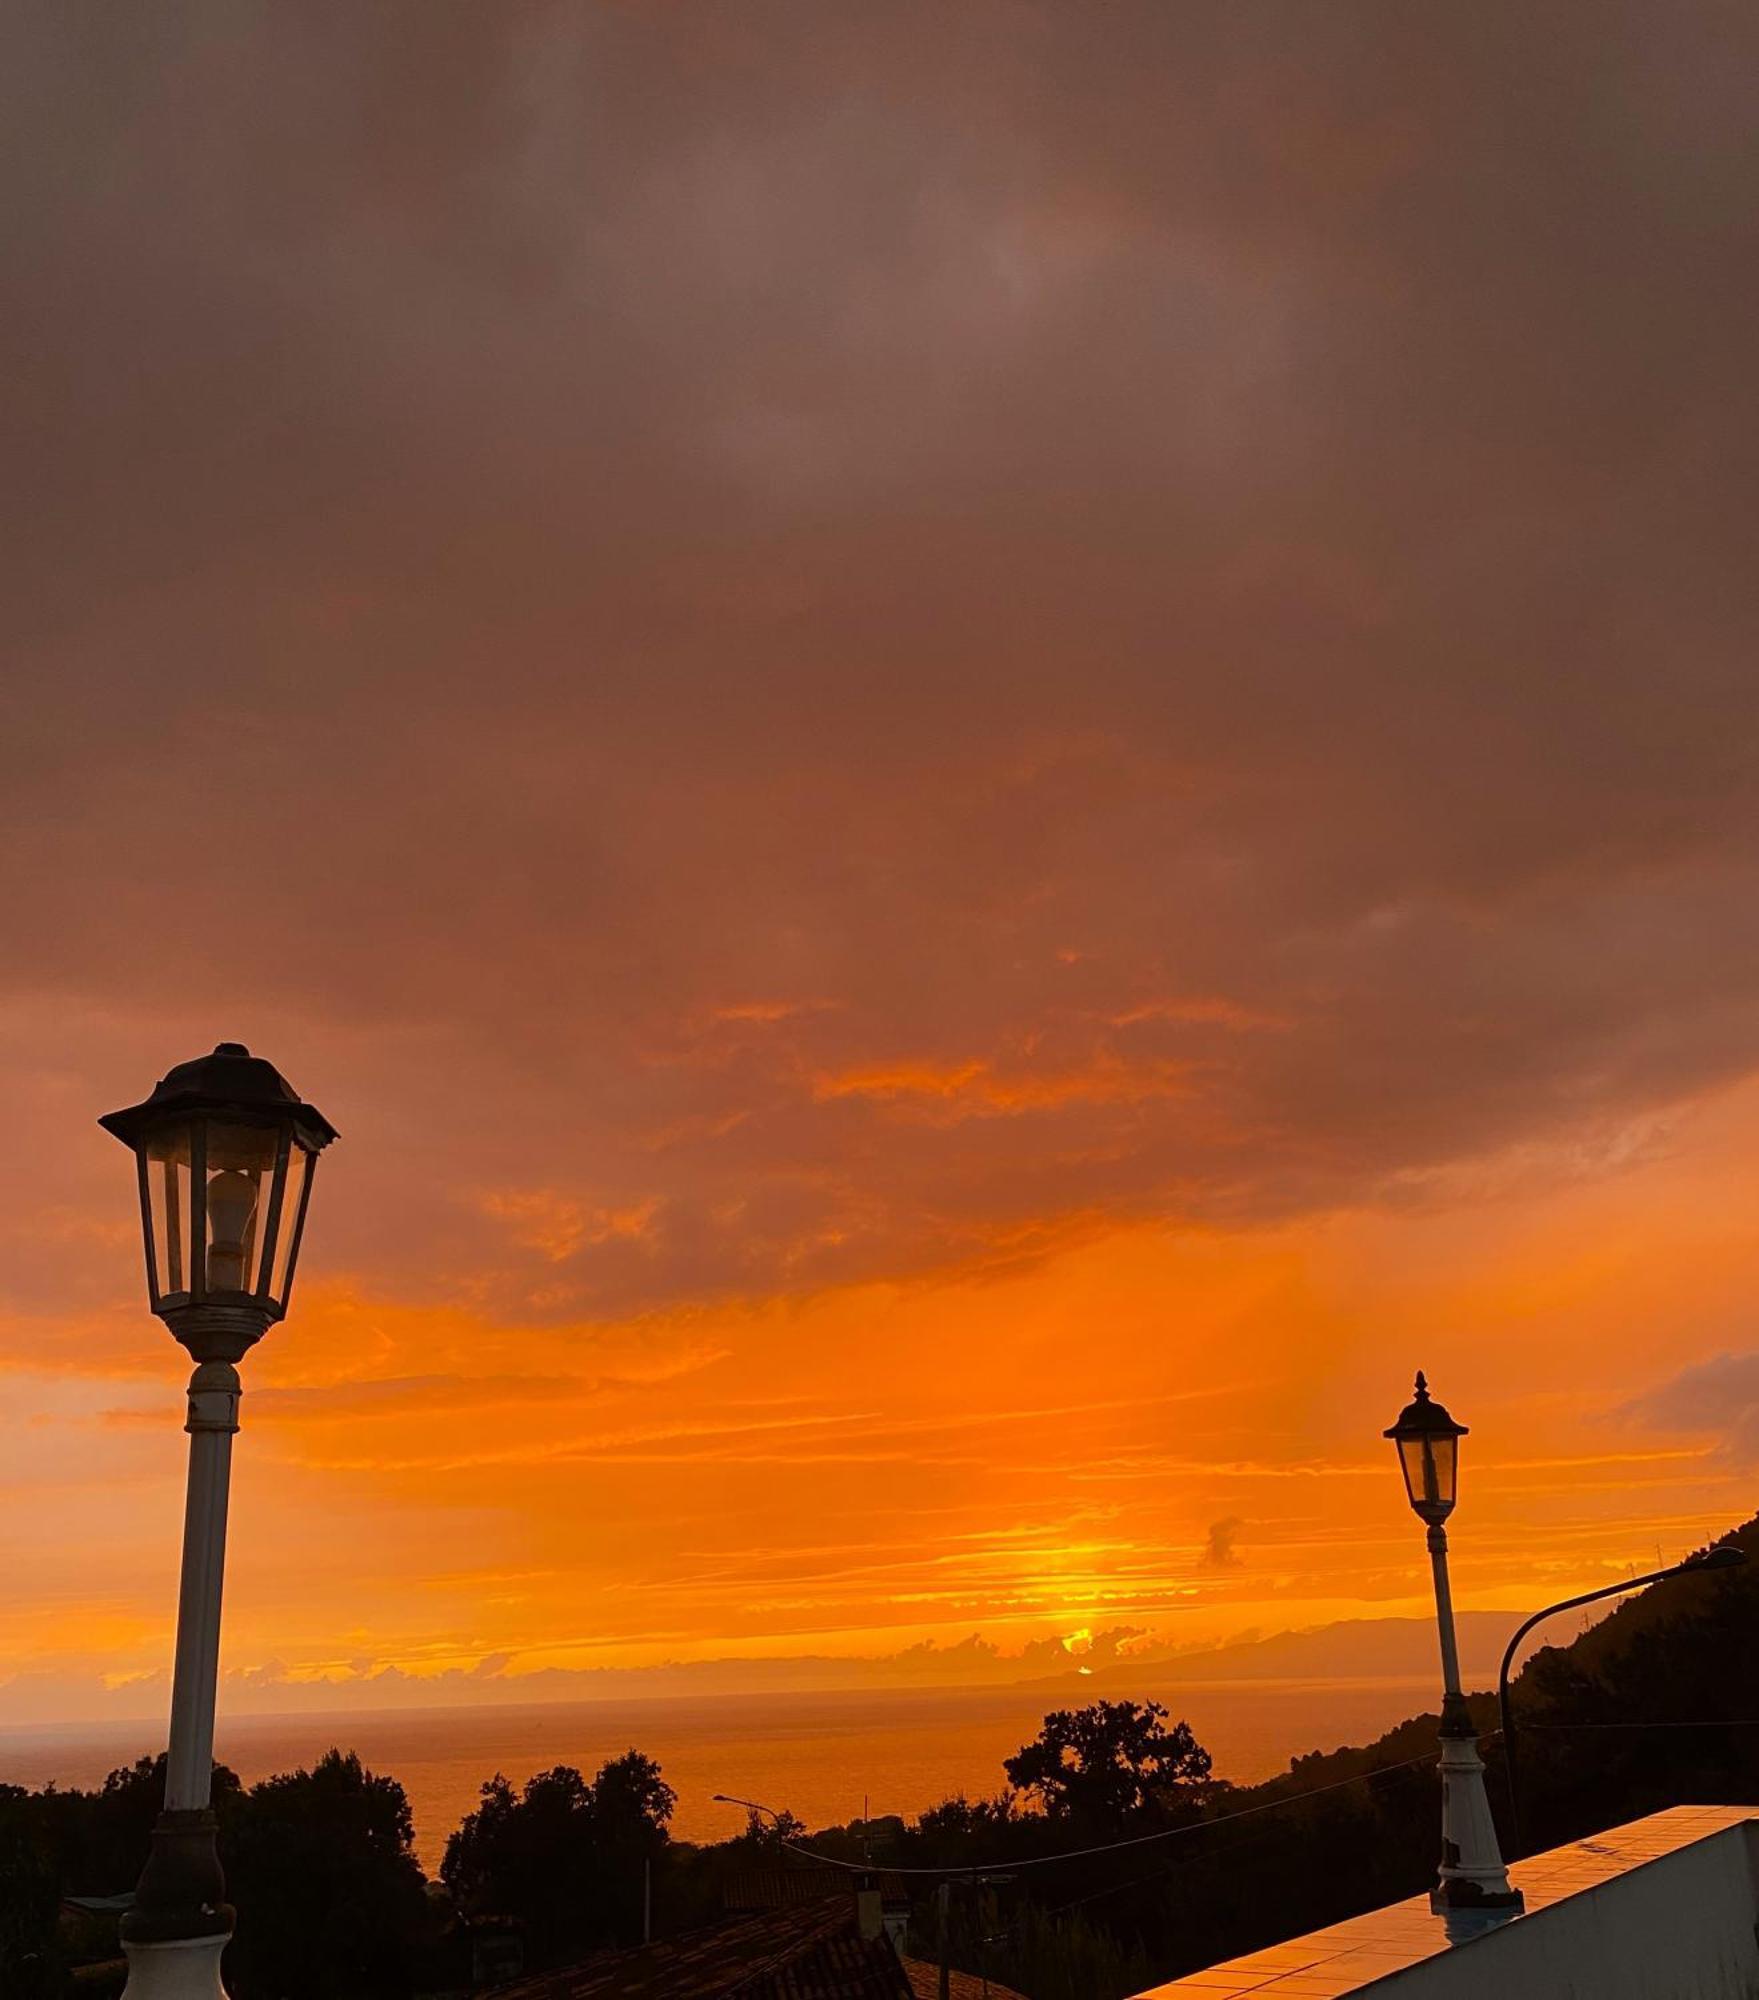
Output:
[[100, 1044, 338, 2000], [1384, 1371, 1523, 1943]]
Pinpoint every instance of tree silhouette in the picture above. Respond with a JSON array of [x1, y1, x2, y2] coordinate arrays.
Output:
[[915, 1791, 1020, 1844], [733, 1804, 809, 1851], [591, 1749, 676, 1859], [443, 1751, 675, 1967], [1004, 1700, 1213, 1830], [55, 1753, 245, 1897], [223, 1748, 429, 2000], [0, 1785, 61, 1999]]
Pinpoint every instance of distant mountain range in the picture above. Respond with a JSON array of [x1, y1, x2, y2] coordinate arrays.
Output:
[[0, 1610, 1547, 1727], [1020, 1609, 1527, 1695]]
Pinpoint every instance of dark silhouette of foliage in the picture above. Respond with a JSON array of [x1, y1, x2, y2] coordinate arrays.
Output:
[[0, 1784, 63, 1999], [1506, 1520, 1759, 1854], [910, 1881, 1149, 2000], [589, 1748, 677, 1864], [731, 1803, 809, 1851], [915, 1790, 1020, 1844], [442, 1750, 675, 1968], [223, 1748, 429, 2000], [1003, 1699, 1215, 1830], [443, 1765, 589, 1968], [37, 1753, 245, 1899]]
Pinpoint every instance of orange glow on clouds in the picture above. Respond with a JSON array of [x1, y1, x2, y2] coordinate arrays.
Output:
[[6, 1079, 1758, 1720], [4, 3, 1758, 1727], [812, 1053, 1190, 1114]]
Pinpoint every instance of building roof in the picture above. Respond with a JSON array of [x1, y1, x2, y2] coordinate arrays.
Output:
[[900, 1955, 1029, 2000], [721, 1869, 848, 1912], [1129, 1805, 1756, 1998], [723, 1866, 912, 1912], [491, 1898, 914, 1999]]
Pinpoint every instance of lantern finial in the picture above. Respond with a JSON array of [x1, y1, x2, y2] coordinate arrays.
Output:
[[1414, 1370, 1429, 1400]]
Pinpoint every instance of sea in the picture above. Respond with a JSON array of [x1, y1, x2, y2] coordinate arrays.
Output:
[[0, 1678, 1436, 1875]]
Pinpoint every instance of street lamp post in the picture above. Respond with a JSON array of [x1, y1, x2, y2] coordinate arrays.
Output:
[[1496, 1545, 1746, 1858], [1385, 1372, 1524, 1942], [100, 1044, 337, 2000], [711, 1791, 784, 1825]]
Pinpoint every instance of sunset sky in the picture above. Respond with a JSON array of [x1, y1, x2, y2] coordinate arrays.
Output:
[[4, 3, 1759, 1725]]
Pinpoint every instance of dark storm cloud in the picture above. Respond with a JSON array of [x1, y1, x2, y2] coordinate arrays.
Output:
[[3, 1, 1758, 1321], [1622, 1354, 1759, 1464], [1200, 1518, 1245, 1570]]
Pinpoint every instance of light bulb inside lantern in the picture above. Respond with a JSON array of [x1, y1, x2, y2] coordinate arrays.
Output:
[[205, 1169, 259, 1291]]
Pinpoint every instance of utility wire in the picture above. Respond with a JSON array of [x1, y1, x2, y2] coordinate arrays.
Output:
[[1037, 1750, 1442, 1913], [1518, 1717, 1759, 1731], [1041, 1807, 1331, 1920], [766, 1746, 1444, 1882], [1017, 1720, 1759, 1913]]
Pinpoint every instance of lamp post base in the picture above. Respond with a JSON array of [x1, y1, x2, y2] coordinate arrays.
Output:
[[1430, 1893, 1523, 1947], [1433, 1729, 1523, 1943], [122, 1809, 233, 1946], [120, 1935, 230, 2000]]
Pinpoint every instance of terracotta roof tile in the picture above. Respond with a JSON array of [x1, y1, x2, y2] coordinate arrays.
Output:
[[900, 1953, 1030, 2000], [493, 1899, 914, 1999]]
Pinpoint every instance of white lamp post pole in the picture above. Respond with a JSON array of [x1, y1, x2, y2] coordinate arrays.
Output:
[[101, 1045, 337, 2000], [119, 1362, 243, 2000], [165, 1364, 240, 1819], [1385, 1372, 1524, 1943]]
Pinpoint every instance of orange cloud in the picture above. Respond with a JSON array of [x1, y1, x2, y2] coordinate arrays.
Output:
[[480, 1190, 660, 1262], [708, 1000, 836, 1026], [811, 1054, 1190, 1117], [1105, 996, 1288, 1032]]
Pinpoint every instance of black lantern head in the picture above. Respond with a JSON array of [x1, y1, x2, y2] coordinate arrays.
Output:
[[101, 1044, 337, 1354], [1384, 1371, 1467, 1525]]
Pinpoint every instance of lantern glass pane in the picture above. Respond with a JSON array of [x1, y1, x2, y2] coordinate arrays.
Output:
[[1431, 1432, 1459, 1510], [1398, 1435, 1430, 1511], [144, 1124, 194, 1298], [203, 1123, 279, 1294], [269, 1142, 313, 1303]]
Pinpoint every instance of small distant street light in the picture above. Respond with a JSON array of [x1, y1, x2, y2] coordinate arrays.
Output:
[[1496, 1544, 1747, 1858], [101, 1043, 337, 2000], [711, 1792, 800, 1841], [711, 1791, 781, 1819], [1385, 1372, 1524, 1940]]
